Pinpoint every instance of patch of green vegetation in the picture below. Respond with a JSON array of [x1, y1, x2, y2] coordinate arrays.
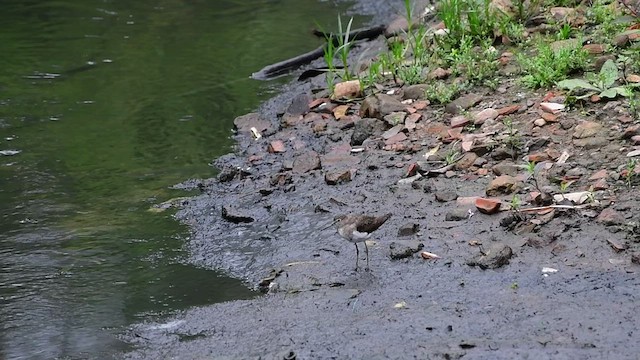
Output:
[[424, 82, 462, 104], [558, 59, 640, 99], [625, 158, 637, 187], [440, 36, 500, 88], [437, 0, 496, 46], [517, 40, 589, 89], [502, 117, 522, 154]]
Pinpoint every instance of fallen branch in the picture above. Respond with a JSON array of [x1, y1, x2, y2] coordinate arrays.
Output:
[[252, 24, 386, 80], [517, 204, 590, 212]]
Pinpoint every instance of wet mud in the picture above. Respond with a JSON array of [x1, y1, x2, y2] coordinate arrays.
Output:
[[121, 1, 640, 358]]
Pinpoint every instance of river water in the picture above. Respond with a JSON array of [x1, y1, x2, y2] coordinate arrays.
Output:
[[0, 1, 366, 358]]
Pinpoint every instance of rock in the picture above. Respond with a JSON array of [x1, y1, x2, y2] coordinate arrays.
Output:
[[613, 33, 630, 48], [324, 170, 352, 185], [282, 93, 311, 126], [607, 238, 628, 252], [450, 115, 470, 128], [233, 112, 273, 134], [389, 240, 424, 259], [486, 175, 522, 196], [351, 118, 385, 145], [445, 93, 482, 114], [540, 102, 565, 114], [475, 197, 502, 214], [221, 205, 254, 223], [428, 67, 451, 80], [383, 111, 406, 126], [435, 191, 458, 202], [292, 151, 321, 173], [632, 253, 640, 265], [496, 104, 520, 115], [473, 108, 499, 125], [573, 137, 608, 148], [385, 15, 409, 36], [332, 80, 362, 99], [596, 208, 625, 226], [583, 43, 605, 54], [382, 124, 404, 139], [397, 223, 420, 237], [455, 152, 478, 170], [377, 94, 407, 116], [492, 162, 519, 176], [622, 125, 640, 139], [403, 84, 429, 100], [384, 132, 408, 145], [533, 118, 546, 127], [466, 244, 513, 269], [491, 146, 518, 160], [217, 167, 240, 183], [268, 140, 286, 153], [445, 208, 469, 221], [589, 169, 608, 180], [573, 121, 603, 139]]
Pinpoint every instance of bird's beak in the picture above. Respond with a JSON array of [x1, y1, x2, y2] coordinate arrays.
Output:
[[321, 218, 339, 231]]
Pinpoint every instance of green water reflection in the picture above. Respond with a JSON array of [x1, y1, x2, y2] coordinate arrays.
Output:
[[0, 0, 365, 358]]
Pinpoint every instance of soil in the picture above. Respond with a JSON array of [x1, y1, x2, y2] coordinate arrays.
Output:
[[122, 1, 640, 359]]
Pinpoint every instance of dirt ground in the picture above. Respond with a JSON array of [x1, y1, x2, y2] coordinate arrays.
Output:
[[121, 0, 640, 358]]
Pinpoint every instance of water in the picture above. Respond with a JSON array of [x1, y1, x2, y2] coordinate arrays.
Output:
[[0, 1, 366, 358]]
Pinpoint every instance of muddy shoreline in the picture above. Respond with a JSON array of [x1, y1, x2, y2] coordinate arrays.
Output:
[[122, 0, 640, 358]]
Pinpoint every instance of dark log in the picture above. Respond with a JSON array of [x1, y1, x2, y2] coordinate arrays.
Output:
[[251, 24, 386, 81], [311, 24, 387, 42]]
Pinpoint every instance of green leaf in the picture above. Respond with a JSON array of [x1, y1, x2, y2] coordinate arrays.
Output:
[[599, 88, 618, 98], [557, 79, 600, 92], [600, 59, 619, 88], [613, 86, 633, 97]]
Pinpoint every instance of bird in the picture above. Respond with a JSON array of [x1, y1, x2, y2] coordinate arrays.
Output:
[[333, 213, 392, 271]]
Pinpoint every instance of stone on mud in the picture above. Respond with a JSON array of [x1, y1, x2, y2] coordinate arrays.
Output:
[[360, 94, 405, 119], [351, 118, 385, 146], [445, 208, 469, 221], [475, 197, 502, 214], [445, 93, 482, 114], [573, 121, 603, 139], [233, 112, 273, 134], [292, 151, 321, 173], [435, 191, 458, 202], [389, 240, 424, 259], [402, 84, 429, 100], [221, 205, 254, 223], [486, 175, 522, 196], [397, 223, 420, 237], [596, 208, 625, 226], [466, 244, 513, 269], [324, 170, 352, 185]]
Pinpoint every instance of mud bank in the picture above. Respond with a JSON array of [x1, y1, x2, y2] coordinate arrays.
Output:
[[122, 0, 640, 358]]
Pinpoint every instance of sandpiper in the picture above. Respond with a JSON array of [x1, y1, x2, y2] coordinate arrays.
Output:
[[334, 213, 392, 271]]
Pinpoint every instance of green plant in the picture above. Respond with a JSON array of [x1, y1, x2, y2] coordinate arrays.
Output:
[[510, 282, 519, 290], [424, 82, 462, 104], [625, 158, 637, 187], [438, 0, 496, 46], [503, 117, 522, 154], [335, 16, 355, 81], [557, 59, 640, 100], [518, 40, 589, 88], [443, 36, 499, 87], [628, 92, 640, 121], [556, 23, 573, 40], [510, 194, 522, 211], [444, 146, 461, 165]]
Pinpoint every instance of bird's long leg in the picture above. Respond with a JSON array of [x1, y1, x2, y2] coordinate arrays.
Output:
[[365, 242, 369, 271], [354, 243, 359, 271]]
